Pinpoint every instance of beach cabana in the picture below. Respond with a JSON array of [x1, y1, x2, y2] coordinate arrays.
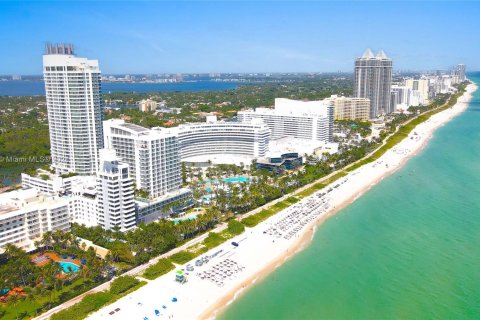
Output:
[[175, 270, 186, 283]]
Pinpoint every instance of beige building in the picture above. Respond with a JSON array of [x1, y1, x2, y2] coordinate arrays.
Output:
[[138, 99, 158, 112], [405, 79, 430, 105], [328, 95, 371, 121]]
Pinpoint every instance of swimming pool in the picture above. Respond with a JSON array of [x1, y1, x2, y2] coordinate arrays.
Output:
[[223, 176, 249, 183], [173, 214, 198, 224], [58, 261, 80, 273], [204, 176, 250, 185]]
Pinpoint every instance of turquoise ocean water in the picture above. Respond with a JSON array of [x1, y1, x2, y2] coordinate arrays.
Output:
[[220, 74, 480, 320]]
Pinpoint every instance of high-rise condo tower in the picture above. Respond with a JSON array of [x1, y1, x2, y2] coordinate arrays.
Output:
[[454, 64, 466, 82], [354, 49, 393, 118], [43, 43, 103, 175]]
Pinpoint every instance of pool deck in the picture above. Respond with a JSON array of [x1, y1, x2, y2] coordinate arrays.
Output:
[[31, 252, 81, 267]]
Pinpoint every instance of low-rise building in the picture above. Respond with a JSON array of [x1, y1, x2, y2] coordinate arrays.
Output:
[[256, 152, 303, 174], [136, 188, 193, 224], [21, 170, 83, 195], [0, 188, 70, 252]]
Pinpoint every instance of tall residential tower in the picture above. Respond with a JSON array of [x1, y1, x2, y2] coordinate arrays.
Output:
[[43, 43, 103, 175], [454, 64, 466, 82], [354, 49, 393, 118]]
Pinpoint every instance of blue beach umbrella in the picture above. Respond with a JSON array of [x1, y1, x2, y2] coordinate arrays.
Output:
[[155, 309, 160, 316], [172, 297, 177, 302]]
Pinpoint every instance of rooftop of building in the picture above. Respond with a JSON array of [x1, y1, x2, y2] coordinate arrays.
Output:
[[120, 122, 150, 133], [135, 188, 192, 208], [358, 48, 391, 60], [0, 204, 18, 216], [181, 154, 255, 166], [45, 43, 75, 55], [240, 98, 331, 117], [0, 188, 68, 216], [267, 137, 326, 158], [177, 117, 267, 130], [103, 119, 177, 139]]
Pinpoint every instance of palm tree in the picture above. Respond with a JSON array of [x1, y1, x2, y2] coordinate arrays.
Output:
[[41, 231, 53, 251]]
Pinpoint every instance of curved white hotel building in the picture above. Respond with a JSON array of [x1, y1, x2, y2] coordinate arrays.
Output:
[[237, 98, 334, 143], [175, 116, 271, 164]]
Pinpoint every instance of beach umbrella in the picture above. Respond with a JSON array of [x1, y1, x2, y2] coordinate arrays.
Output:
[[162, 305, 167, 309], [155, 309, 160, 316], [172, 297, 177, 302]]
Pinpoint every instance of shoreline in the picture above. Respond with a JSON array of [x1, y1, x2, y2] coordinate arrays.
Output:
[[87, 83, 477, 320], [203, 82, 478, 319]]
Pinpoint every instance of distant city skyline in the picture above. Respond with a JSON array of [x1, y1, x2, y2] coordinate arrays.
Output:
[[1, 1, 479, 74]]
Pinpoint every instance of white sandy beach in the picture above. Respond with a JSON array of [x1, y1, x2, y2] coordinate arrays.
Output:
[[87, 83, 477, 320]]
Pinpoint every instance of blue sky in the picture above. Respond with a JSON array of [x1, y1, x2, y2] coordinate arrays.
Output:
[[1, 1, 479, 74]]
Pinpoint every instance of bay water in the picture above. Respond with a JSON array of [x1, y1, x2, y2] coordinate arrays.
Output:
[[0, 80, 241, 96]]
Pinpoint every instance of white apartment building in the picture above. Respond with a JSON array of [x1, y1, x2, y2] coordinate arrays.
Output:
[[103, 119, 182, 199], [69, 150, 136, 231], [0, 189, 70, 252], [237, 98, 334, 142], [69, 176, 98, 228], [43, 44, 103, 175], [21, 170, 90, 195], [96, 149, 136, 231], [326, 95, 371, 121], [455, 64, 466, 82], [175, 116, 271, 164], [391, 85, 423, 110]]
